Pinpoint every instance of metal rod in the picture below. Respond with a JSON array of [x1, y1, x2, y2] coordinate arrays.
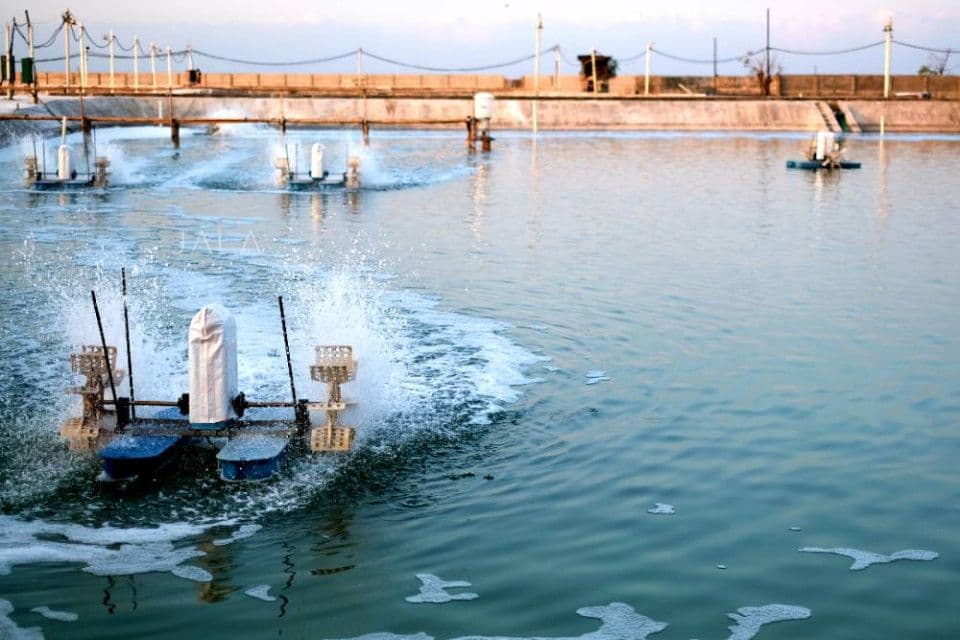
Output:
[[122, 268, 136, 420], [91, 290, 119, 409], [277, 296, 298, 413]]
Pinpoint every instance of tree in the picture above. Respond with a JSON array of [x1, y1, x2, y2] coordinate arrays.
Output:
[[742, 51, 782, 96], [918, 50, 953, 76]]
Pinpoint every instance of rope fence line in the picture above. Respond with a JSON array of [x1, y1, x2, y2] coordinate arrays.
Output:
[[6, 12, 959, 76]]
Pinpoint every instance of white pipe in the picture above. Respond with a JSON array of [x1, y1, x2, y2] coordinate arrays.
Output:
[[883, 17, 893, 99]]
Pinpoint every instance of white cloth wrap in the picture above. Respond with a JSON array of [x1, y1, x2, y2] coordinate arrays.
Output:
[[188, 304, 238, 425]]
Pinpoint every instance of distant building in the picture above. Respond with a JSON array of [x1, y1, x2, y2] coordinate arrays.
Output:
[[577, 53, 617, 93]]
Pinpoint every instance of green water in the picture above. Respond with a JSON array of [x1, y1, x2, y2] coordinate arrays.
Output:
[[0, 130, 958, 639]]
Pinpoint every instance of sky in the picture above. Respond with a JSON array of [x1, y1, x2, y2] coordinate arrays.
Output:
[[11, 1, 960, 76]]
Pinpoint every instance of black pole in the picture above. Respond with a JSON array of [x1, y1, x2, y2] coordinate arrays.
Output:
[[122, 268, 136, 420], [91, 290, 119, 411], [277, 296, 298, 415]]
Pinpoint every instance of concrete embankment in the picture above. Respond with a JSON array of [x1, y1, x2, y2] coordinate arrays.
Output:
[[2, 95, 959, 144]]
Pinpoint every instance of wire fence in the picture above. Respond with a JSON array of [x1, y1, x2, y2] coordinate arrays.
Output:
[[9, 12, 959, 76]]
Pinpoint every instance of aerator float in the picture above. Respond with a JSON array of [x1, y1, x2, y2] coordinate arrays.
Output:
[[61, 271, 358, 482], [24, 118, 110, 190], [275, 142, 360, 191], [786, 131, 861, 171]]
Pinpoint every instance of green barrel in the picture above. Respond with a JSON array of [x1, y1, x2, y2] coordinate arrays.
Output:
[[21, 57, 34, 84]]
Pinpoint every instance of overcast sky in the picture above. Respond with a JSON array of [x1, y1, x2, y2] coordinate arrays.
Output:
[[15, 1, 960, 76]]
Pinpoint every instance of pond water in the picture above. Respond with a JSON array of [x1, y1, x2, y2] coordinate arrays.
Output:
[[0, 127, 958, 639]]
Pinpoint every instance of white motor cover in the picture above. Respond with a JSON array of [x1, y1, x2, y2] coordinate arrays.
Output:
[[473, 92, 495, 120], [57, 145, 72, 180], [815, 131, 835, 161], [310, 143, 324, 178], [188, 304, 238, 425]]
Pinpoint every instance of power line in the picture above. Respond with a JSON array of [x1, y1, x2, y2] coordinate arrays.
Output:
[[771, 41, 884, 56], [652, 46, 752, 65], [361, 48, 541, 72], [893, 39, 956, 54], [192, 48, 357, 66]]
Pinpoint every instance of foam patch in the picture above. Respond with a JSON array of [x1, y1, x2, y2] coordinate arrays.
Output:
[[0, 515, 224, 583], [0, 599, 43, 640], [213, 524, 263, 547], [171, 565, 213, 582], [30, 606, 78, 622], [799, 547, 939, 570], [339, 602, 667, 640], [405, 574, 478, 603], [244, 585, 277, 602], [726, 604, 811, 640], [647, 503, 675, 515]]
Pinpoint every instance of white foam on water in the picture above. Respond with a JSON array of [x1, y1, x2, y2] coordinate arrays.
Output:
[[171, 565, 213, 582], [29, 606, 78, 622], [213, 524, 263, 547], [336, 602, 667, 640], [799, 547, 939, 570], [725, 604, 811, 640], [244, 585, 277, 602], [405, 574, 478, 604], [647, 503, 675, 515], [586, 371, 606, 379], [0, 599, 44, 640], [0, 515, 232, 582]]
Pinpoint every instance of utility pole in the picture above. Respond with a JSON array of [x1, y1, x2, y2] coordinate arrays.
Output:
[[713, 37, 717, 78], [644, 42, 652, 95], [4, 21, 12, 99], [78, 21, 86, 93], [166, 45, 172, 88], [533, 12, 542, 134], [63, 10, 73, 90], [150, 42, 157, 91], [25, 10, 36, 102], [108, 30, 115, 92], [883, 17, 893, 99], [765, 7, 770, 87], [553, 45, 559, 90], [590, 47, 598, 95], [133, 36, 139, 91]]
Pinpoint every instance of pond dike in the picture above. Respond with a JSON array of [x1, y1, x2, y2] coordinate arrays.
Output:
[[2, 94, 959, 145]]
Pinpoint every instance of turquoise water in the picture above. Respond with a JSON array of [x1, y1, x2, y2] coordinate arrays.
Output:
[[0, 128, 958, 639]]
